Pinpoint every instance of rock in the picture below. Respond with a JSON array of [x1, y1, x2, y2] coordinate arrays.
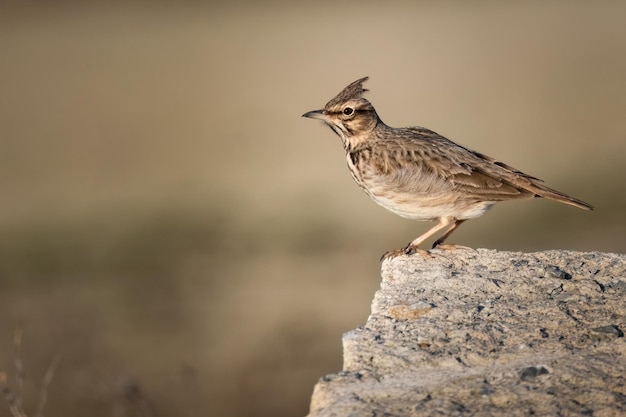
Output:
[[306, 249, 626, 417]]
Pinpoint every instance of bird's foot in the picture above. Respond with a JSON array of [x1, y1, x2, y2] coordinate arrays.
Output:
[[381, 244, 432, 261]]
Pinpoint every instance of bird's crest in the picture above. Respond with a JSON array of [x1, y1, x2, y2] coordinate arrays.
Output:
[[325, 76, 369, 109]]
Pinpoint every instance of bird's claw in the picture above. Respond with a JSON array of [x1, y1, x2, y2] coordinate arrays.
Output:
[[381, 245, 432, 261]]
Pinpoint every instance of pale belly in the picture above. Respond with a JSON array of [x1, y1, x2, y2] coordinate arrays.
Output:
[[345, 153, 495, 221], [366, 190, 494, 221]]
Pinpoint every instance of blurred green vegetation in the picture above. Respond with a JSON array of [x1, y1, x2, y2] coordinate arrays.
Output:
[[0, 2, 625, 416]]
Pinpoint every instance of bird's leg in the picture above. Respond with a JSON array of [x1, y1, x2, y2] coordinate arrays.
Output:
[[381, 217, 454, 260], [406, 217, 455, 252], [431, 219, 473, 250]]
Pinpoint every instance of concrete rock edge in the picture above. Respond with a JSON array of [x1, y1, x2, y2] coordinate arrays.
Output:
[[307, 249, 626, 416]]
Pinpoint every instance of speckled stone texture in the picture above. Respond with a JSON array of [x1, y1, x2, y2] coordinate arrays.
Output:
[[307, 249, 626, 417]]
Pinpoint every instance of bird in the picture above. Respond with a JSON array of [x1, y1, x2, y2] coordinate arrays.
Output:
[[302, 76, 593, 258]]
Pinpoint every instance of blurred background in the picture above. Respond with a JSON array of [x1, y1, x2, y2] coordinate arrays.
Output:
[[0, 1, 625, 416]]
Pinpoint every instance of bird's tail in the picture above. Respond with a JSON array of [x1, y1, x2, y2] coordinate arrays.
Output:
[[528, 181, 593, 210]]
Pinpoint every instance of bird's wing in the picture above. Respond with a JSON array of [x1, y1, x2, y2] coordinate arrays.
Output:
[[370, 128, 535, 199], [369, 127, 592, 209]]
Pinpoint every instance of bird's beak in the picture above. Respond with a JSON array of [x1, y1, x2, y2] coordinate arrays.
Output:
[[302, 109, 328, 121]]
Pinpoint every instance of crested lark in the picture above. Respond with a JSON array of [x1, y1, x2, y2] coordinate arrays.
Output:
[[302, 77, 593, 258]]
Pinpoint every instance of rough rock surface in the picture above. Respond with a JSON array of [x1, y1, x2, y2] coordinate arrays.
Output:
[[307, 249, 626, 417]]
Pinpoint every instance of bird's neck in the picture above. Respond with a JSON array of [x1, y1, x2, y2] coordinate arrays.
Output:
[[343, 116, 386, 152]]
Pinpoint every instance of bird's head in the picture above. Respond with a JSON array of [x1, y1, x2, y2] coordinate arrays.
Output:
[[303, 77, 380, 149]]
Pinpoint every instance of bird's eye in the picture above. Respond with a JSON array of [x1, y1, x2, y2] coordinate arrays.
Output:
[[343, 107, 354, 116]]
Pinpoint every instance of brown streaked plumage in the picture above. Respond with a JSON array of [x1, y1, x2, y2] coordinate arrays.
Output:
[[302, 77, 593, 258]]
